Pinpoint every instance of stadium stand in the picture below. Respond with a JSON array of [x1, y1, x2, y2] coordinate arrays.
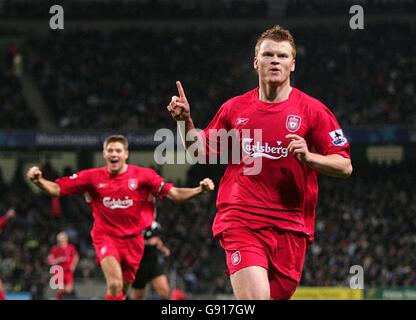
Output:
[[0, 0, 415, 299]]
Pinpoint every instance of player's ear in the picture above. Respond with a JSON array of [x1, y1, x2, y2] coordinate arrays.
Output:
[[291, 59, 296, 72], [253, 56, 258, 71]]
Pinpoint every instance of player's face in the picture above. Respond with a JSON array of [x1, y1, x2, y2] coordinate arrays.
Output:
[[103, 142, 129, 174], [57, 234, 68, 247], [254, 39, 295, 86]]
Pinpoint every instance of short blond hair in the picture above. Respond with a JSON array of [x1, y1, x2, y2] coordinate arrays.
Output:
[[255, 25, 296, 58]]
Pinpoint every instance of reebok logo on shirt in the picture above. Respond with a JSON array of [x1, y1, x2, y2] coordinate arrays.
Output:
[[235, 118, 249, 126]]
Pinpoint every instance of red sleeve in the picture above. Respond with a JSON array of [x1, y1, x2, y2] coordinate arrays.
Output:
[[71, 245, 79, 257], [202, 104, 232, 159], [69, 245, 79, 262], [55, 170, 92, 196], [145, 169, 174, 199], [308, 105, 350, 159], [47, 247, 56, 264], [0, 214, 9, 230]]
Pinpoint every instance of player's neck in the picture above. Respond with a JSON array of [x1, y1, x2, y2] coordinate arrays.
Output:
[[258, 81, 292, 103], [108, 164, 128, 176]]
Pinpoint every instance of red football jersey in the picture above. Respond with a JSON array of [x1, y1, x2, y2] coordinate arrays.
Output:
[[48, 244, 78, 271], [0, 214, 10, 231], [56, 165, 173, 237], [203, 87, 350, 239]]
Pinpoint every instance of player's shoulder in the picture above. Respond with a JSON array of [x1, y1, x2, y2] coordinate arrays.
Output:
[[75, 167, 105, 176], [294, 87, 333, 115], [128, 165, 158, 176], [295, 88, 327, 109], [222, 88, 257, 110]]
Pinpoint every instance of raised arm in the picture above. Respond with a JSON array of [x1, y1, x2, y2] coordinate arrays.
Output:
[[0, 208, 15, 230], [167, 81, 201, 151], [26, 166, 61, 197], [166, 178, 215, 203]]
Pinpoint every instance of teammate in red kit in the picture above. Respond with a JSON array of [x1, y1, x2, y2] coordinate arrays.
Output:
[[167, 25, 352, 299], [47, 231, 79, 300], [0, 208, 15, 300], [26, 135, 214, 300]]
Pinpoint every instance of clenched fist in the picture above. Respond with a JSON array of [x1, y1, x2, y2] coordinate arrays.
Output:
[[26, 166, 43, 183], [199, 178, 215, 194]]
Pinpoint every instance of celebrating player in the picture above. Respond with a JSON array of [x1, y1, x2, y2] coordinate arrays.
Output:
[[167, 25, 352, 299], [47, 231, 79, 300], [0, 208, 15, 300], [26, 134, 214, 300]]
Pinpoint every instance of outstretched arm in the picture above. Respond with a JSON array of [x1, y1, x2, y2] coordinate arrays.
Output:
[[0, 208, 15, 230], [26, 166, 61, 197], [166, 178, 215, 203], [47, 252, 58, 265], [286, 134, 352, 178]]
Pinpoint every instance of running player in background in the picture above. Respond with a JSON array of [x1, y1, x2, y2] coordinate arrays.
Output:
[[130, 221, 171, 300], [27, 135, 214, 300], [47, 232, 79, 300], [0, 208, 15, 300], [167, 25, 352, 299]]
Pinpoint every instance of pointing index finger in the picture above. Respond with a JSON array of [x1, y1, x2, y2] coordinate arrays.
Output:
[[176, 81, 188, 101]]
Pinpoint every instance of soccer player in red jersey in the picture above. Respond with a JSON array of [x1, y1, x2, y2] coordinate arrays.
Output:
[[0, 208, 15, 300], [47, 231, 79, 300], [167, 25, 352, 299], [26, 135, 214, 300]]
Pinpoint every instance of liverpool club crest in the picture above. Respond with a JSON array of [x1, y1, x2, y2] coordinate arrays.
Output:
[[286, 115, 301, 132], [128, 178, 138, 191]]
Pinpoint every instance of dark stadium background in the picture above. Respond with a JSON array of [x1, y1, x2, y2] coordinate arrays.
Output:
[[0, 0, 415, 300]]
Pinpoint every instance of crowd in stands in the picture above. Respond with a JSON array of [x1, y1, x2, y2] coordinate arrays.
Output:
[[28, 28, 252, 130], [302, 164, 416, 288], [0, 3, 414, 131], [0, 45, 38, 130], [0, 0, 268, 19], [31, 22, 416, 129], [0, 1, 415, 299], [23, 20, 416, 130], [286, 0, 416, 17], [1, 161, 415, 298], [2, 0, 412, 19]]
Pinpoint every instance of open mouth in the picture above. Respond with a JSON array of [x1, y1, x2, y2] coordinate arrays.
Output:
[[110, 159, 119, 164]]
